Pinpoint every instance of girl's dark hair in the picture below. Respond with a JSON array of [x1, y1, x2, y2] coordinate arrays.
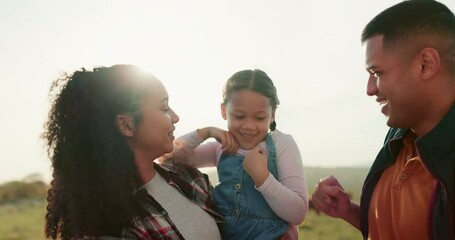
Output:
[[222, 69, 280, 131], [42, 64, 153, 239]]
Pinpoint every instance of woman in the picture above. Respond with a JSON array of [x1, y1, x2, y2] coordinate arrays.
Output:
[[42, 65, 223, 239]]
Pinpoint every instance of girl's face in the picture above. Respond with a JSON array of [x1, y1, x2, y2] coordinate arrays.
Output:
[[133, 79, 179, 159], [221, 89, 274, 150]]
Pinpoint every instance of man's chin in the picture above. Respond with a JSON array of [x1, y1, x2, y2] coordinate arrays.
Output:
[[386, 116, 402, 129]]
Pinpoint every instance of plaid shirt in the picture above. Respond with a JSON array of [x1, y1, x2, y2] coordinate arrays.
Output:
[[120, 162, 224, 239]]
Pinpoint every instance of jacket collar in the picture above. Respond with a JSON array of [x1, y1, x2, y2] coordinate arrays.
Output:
[[416, 104, 455, 160], [416, 104, 455, 183], [386, 104, 455, 160], [373, 104, 455, 180]]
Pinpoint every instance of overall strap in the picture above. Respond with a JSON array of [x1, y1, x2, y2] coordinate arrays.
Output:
[[265, 133, 279, 179]]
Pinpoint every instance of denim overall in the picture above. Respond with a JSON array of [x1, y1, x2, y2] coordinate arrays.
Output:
[[214, 134, 288, 240]]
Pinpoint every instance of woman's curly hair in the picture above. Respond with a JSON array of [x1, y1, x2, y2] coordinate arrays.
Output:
[[42, 65, 152, 239]]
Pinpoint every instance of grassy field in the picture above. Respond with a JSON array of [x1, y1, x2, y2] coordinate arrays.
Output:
[[0, 199, 46, 240], [0, 167, 369, 240]]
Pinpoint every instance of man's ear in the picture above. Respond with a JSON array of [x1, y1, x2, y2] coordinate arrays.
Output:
[[115, 115, 135, 137], [221, 103, 227, 120], [420, 47, 441, 80]]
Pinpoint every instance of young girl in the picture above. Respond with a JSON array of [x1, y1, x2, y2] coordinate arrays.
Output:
[[164, 69, 308, 239]]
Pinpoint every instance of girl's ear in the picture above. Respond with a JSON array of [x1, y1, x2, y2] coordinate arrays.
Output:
[[115, 115, 135, 137], [220, 103, 227, 120]]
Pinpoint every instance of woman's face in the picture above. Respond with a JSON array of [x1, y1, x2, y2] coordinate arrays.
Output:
[[132, 79, 179, 159]]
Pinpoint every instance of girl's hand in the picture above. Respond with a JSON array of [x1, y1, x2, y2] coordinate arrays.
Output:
[[206, 127, 239, 154], [156, 139, 186, 163], [243, 146, 269, 187]]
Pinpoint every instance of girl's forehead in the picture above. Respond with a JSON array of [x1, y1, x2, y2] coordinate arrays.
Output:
[[227, 90, 272, 109], [229, 90, 268, 101]]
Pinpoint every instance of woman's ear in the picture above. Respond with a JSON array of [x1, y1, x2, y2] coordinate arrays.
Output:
[[220, 103, 227, 120], [115, 115, 135, 137]]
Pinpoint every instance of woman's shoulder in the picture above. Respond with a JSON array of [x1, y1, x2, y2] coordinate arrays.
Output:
[[156, 162, 213, 190], [157, 161, 205, 178]]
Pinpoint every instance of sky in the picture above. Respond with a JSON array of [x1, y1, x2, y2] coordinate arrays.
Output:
[[1, 0, 454, 184]]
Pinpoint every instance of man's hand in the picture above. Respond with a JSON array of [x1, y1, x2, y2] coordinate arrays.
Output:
[[311, 175, 361, 229]]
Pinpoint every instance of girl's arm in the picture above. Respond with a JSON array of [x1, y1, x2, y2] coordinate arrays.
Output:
[[257, 130, 308, 225], [163, 127, 237, 168]]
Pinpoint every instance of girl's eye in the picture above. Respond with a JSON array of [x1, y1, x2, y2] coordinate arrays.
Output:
[[256, 117, 266, 121], [234, 115, 244, 119]]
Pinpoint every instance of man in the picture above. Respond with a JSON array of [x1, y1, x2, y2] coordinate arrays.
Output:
[[311, 0, 455, 239]]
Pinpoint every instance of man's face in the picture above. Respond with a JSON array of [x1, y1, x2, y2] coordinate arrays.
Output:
[[364, 35, 425, 129]]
